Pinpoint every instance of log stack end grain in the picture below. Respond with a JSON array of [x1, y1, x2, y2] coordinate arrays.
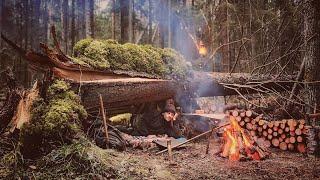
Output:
[[227, 109, 314, 154]]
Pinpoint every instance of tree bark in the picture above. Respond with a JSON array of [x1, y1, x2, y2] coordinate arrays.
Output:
[[71, 0, 76, 53], [129, 0, 133, 43], [278, 0, 295, 73], [157, 0, 168, 48], [0, 68, 21, 132], [85, 0, 94, 38], [168, 0, 171, 48], [33, 0, 41, 51], [61, 0, 69, 54], [0, 0, 3, 49], [47, 0, 53, 43], [120, 0, 133, 43], [42, 0, 48, 44], [80, 0, 86, 39], [148, 0, 153, 43], [111, 0, 116, 39], [120, 0, 128, 43], [303, 0, 320, 117]]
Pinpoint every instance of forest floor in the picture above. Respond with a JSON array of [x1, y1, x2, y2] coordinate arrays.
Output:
[[125, 139, 320, 180]]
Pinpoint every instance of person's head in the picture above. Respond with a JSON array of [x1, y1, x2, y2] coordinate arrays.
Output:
[[162, 104, 176, 122]]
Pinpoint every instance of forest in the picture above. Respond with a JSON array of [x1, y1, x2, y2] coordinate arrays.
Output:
[[1, 0, 320, 179]]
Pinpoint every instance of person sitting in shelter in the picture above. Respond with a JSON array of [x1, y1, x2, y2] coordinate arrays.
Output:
[[132, 99, 182, 138]]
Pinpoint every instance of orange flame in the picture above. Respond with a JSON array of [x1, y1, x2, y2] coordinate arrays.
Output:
[[198, 41, 207, 56], [230, 116, 251, 147], [226, 130, 240, 161], [221, 116, 260, 161]]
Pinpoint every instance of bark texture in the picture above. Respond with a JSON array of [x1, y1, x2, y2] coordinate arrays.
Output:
[[303, 0, 320, 115]]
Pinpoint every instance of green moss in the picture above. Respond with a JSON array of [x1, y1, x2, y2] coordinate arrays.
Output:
[[68, 56, 91, 67], [73, 38, 93, 56], [123, 43, 151, 73], [72, 38, 191, 79], [47, 79, 70, 96], [160, 48, 190, 79], [20, 80, 87, 158], [141, 45, 166, 75]]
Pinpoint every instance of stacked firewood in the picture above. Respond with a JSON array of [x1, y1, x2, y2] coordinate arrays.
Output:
[[227, 109, 308, 153], [306, 126, 320, 155]]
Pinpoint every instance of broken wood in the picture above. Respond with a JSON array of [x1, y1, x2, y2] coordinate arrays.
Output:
[[8, 82, 39, 133], [0, 69, 21, 133]]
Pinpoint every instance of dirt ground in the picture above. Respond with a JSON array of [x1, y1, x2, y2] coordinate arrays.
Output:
[[125, 140, 320, 180]]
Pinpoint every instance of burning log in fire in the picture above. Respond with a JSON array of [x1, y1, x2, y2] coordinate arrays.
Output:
[[220, 116, 268, 161]]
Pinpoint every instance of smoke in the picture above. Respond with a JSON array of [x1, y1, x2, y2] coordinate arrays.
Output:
[[151, 2, 220, 113]]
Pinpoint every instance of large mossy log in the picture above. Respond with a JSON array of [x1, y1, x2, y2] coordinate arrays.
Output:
[[2, 34, 297, 113]]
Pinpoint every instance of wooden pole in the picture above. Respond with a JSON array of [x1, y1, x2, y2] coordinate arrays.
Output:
[[156, 123, 230, 155], [99, 94, 109, 145], [167, 139, 173, 162]]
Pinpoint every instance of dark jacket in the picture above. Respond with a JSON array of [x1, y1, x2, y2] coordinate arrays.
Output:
[[132, 111, 181, 138]]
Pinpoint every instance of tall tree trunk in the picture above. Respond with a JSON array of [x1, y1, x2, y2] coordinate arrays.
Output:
[[111, 0, 116, 39], [148, 0, 153, 44], [42, 0, 48, 44], [278, 0, 295, 73], [226, 0, 230, 72], [168, 0, 171, 48], [80, 0, 86, 39], [303, 0, 320, 117], [61, 0, 69, 54], [25, 0, 31, 86], [71, 0, 76, 53], [47, 0, 53, 43], [120, 0, 128, 43], [85, 0, 94, 38], [129, 0, 133, 42], [0, 0, 3, 49], [33, 0, 41, 51], [157, 0, 168, 48]]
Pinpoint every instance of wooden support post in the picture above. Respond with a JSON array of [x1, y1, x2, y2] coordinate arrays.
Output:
[[99, 94, 109, 146], [167, 139, 173, 162], [206, 127, 216, 154]]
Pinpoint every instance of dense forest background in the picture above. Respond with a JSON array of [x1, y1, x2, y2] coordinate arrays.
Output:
[[0, 0, 319, 112]]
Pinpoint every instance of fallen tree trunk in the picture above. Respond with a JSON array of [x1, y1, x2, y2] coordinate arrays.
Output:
[[1, 34, 298, 113]]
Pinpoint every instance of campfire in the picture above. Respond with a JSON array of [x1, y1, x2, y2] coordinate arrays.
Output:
[[220, 116, 267, 161]]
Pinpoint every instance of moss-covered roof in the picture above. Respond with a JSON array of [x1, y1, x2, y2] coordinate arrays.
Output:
[[72, 39, 191, 80]]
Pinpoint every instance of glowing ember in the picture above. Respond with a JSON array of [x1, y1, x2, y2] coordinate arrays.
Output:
[[198, 41, 207, 56], [221, 116, 263, 161]]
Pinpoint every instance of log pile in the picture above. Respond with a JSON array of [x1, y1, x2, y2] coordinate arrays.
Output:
[[226, 109, 308, 153]]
